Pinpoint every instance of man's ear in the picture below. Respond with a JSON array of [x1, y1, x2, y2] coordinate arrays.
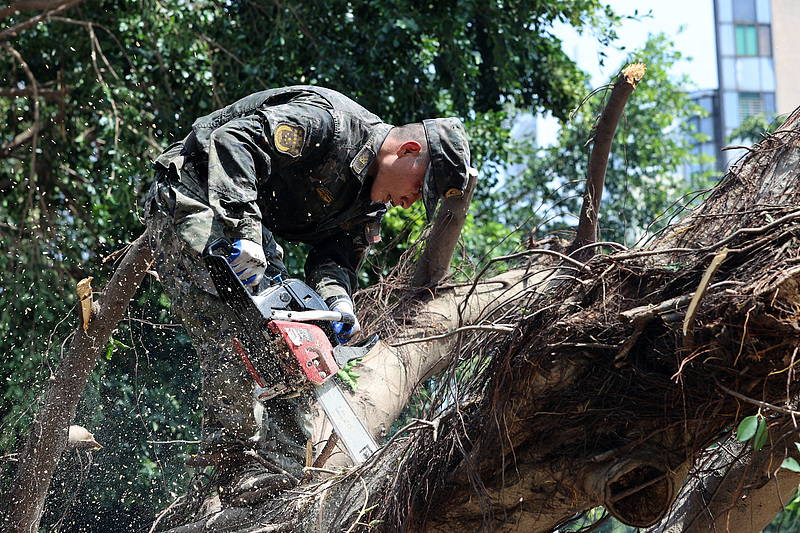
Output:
[[397, 140, 422, 157]]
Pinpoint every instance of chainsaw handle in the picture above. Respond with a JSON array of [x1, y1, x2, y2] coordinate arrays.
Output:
[[206, 238, 234, 259], [270, 309, 355, 325]]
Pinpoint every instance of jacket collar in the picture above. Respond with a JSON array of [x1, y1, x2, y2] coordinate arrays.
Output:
[[349, 123, 393, 183]]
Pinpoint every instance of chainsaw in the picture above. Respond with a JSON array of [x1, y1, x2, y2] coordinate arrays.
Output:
[[202, 239, 379, 465]]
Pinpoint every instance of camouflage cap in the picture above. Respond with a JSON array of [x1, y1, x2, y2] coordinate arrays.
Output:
[[422, 118, 471, 221]]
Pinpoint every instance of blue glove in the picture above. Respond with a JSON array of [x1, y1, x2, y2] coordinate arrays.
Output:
[[226, 239, 267, 286], [329, 297, 360, 344]]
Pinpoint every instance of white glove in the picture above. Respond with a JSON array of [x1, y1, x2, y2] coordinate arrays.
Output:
[[227, 239, 267, 286], [329, 297, 361, 344]]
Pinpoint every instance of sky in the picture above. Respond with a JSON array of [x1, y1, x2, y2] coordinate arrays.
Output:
[[536, 0, 718, 145]]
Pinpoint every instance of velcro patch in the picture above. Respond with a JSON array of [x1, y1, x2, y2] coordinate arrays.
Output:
[[350, 145, 374, 176], [274, 124, 305, 157], [316, 186, 333, 204]]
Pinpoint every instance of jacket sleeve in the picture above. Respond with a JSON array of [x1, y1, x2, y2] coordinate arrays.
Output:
[[304, 228, 373, 303], [206, 115, 272, 246]]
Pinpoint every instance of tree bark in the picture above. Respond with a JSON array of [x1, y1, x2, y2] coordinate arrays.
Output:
[[411, 168, 478, 288], [646, 425, 800, 533], [2, 231, 152, 533]]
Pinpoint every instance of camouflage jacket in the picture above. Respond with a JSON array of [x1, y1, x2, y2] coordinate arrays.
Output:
[[147, 86, 392, 302]]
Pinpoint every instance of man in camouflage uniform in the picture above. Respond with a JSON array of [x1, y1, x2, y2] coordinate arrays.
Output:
[[143, 85, 472, 505]]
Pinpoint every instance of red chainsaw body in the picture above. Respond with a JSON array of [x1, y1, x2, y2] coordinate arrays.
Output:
[[267, 320, 340, 385]]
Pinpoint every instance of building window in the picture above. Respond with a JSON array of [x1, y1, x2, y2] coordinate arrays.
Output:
[[757, 24, 772, 56], [735, 25, 758, 55], [739, 92, 764, 119], [733, 0, 756, 22]]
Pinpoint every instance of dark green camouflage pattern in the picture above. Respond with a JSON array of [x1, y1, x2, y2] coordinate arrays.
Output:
[[146, 85, 392, 302], [146, 196, 310, 473]]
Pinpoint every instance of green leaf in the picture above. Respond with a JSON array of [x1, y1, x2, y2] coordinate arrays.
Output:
[[113, 338, 131, 350], [781, 457, 800, 473], [105, 337, 115, 360], [753, 416, 768, 451], [736, 415, 759, 442]]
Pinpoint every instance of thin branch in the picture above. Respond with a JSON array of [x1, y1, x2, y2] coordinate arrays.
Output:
[[0, 87, 68, 101], [389, 324, 514, 347], [0, 0, 84, 40], [715, 380, 800, 417]]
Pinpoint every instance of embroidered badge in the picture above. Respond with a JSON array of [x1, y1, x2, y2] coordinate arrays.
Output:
[[316, 186, 333, 203], [445, 188, 463, 198], [350, 146, 374, 175], [274, 124, 304, 157]]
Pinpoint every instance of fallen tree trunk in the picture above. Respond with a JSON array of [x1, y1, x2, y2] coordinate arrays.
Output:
[[400, 108, 800, 532]]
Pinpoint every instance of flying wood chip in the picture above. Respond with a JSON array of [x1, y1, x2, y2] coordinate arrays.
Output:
[[77, 277, 93, 331]]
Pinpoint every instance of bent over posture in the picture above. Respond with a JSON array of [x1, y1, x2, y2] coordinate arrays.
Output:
[[143, 85, 471, 505]]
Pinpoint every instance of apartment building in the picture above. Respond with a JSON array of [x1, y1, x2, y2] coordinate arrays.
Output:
[[712, 0, 800, 167]]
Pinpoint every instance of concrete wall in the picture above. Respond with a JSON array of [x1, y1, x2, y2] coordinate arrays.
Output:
[[772, 0, 800, 115]]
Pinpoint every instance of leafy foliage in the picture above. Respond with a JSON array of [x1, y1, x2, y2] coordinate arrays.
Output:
[[728, 112, 787, 145]]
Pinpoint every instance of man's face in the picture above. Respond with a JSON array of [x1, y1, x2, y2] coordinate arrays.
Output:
[[370, 144, 426, 209], [370, 165, 425, 209]]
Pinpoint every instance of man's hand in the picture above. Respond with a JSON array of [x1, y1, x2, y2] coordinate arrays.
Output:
[[329, 297, 361, 344], [227, 239, 267, 286]]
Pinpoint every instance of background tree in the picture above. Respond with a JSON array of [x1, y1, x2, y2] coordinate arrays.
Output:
[[728, 111, 787, 145]]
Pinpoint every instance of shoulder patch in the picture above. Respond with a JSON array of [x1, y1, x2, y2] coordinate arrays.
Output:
[[274, 124, 305, 157], [350, 145, 375, 176]]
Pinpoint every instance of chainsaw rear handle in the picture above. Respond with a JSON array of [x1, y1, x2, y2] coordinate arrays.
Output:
[[270, 309, 356, 325], [206, 238, 234, 259], [204, 238, 356, 329]]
